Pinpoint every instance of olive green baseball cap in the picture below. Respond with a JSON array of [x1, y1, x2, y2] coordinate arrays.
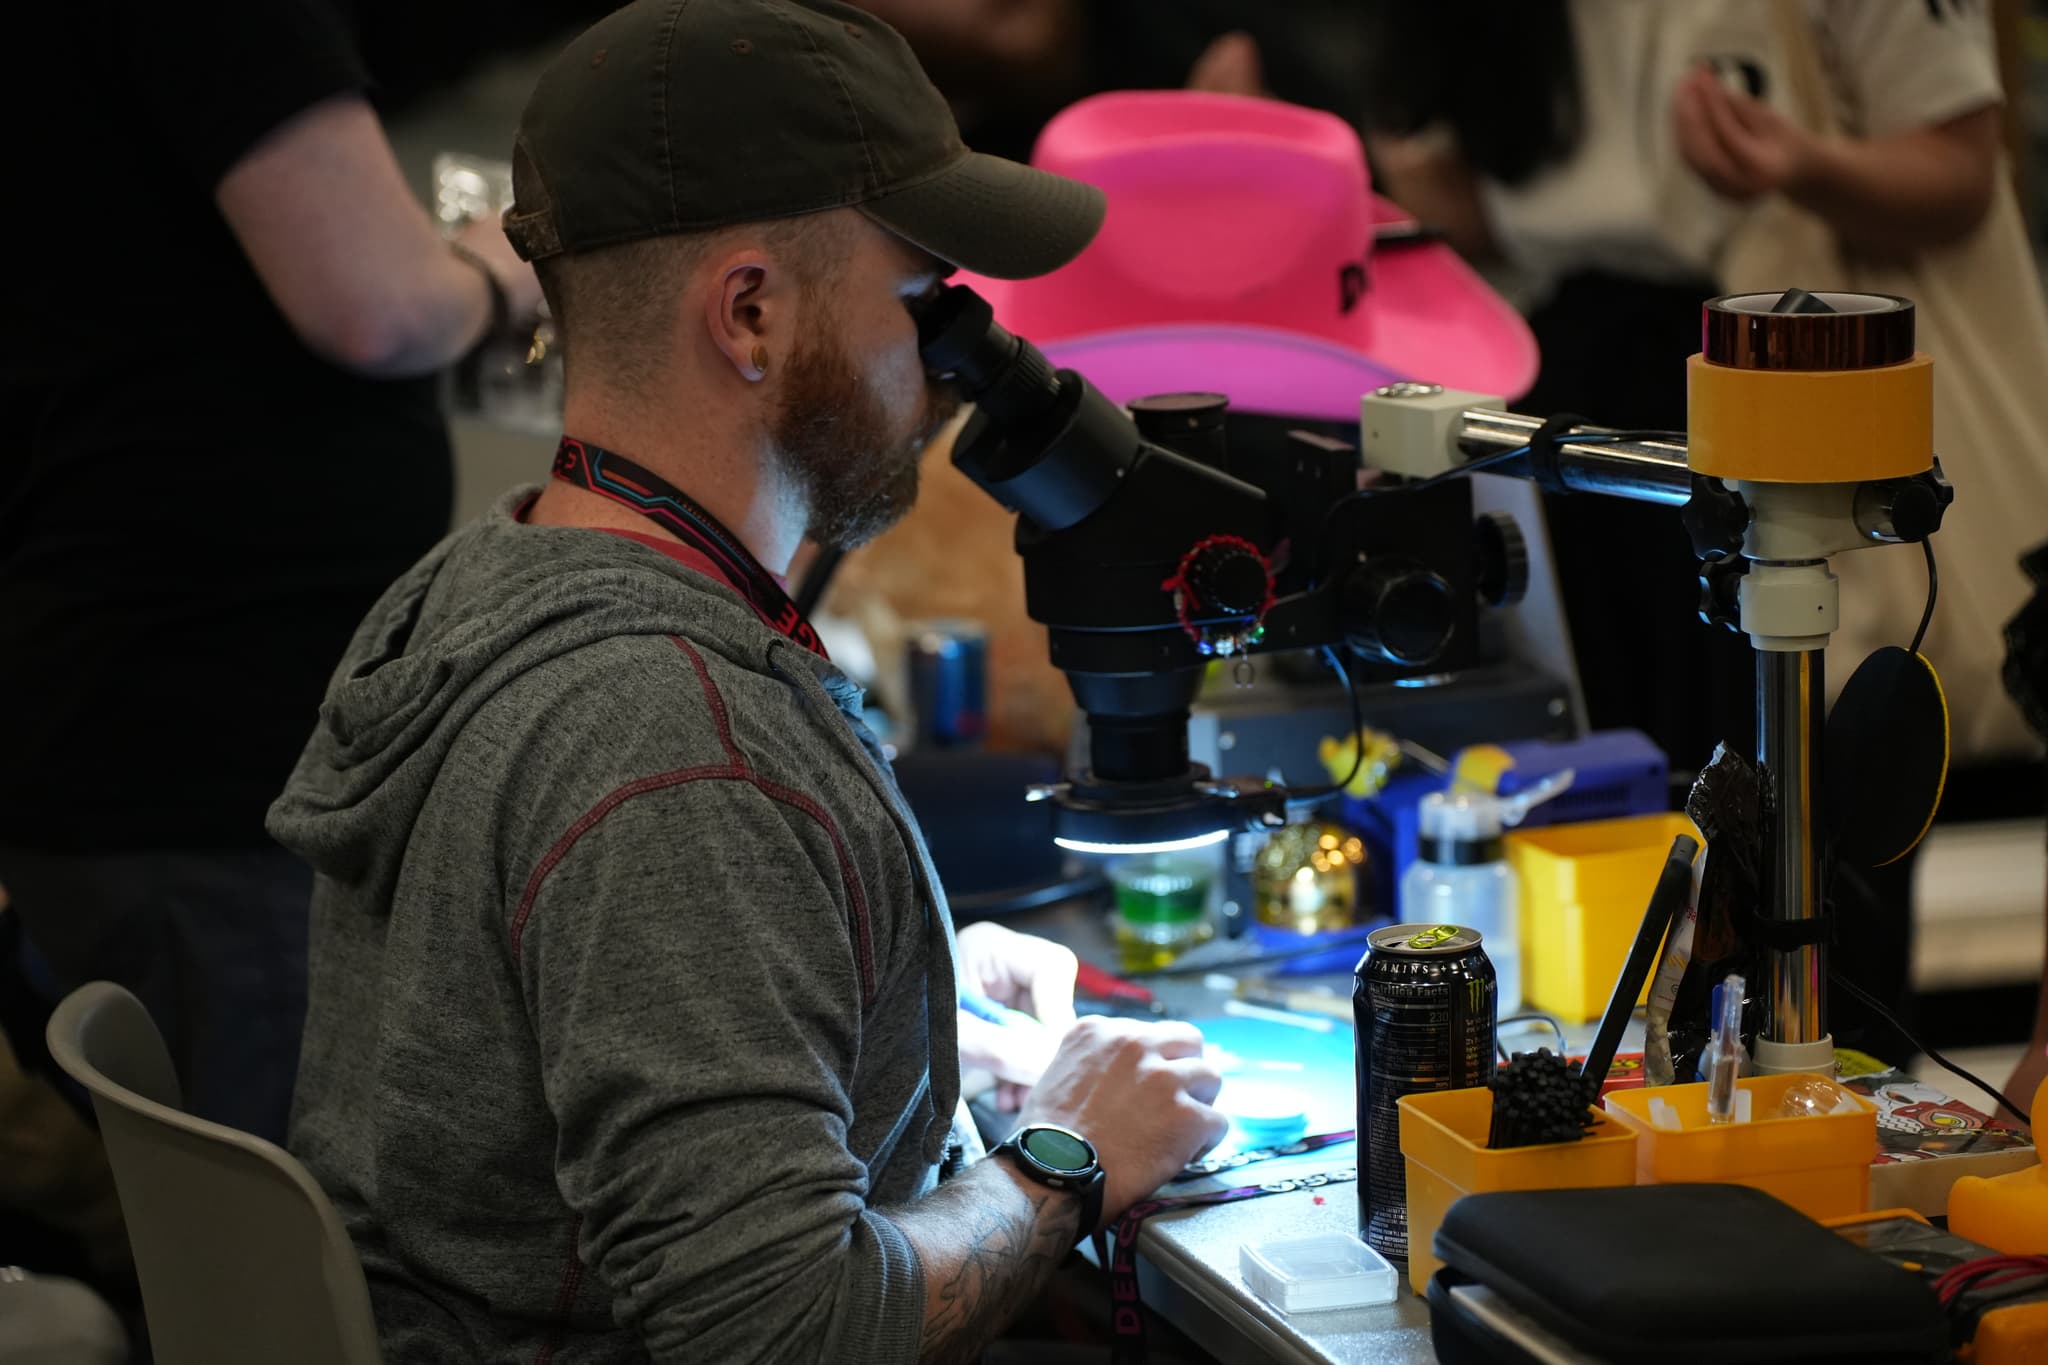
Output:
[[504, 0, 1105, 280]]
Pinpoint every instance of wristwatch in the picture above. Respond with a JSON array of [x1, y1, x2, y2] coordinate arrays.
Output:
[[993, 1124, 1107, 1236]]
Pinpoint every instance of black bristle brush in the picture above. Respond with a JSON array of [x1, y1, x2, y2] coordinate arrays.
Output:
[[1488, 1048, 1599, 1148]]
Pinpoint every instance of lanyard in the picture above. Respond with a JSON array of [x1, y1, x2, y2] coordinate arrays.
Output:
[[1096, 1130, 1359, 1365], [551, 436, 828, 658]]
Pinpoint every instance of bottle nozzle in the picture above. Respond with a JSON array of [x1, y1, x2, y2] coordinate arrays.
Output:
[[1498, 768, 1575, 828]]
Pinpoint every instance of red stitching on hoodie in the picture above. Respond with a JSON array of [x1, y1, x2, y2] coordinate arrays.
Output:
[[752, 774, 878, 1006], [668, 636, 739, 766], [509, 765, 737, 960], [507, 640, 878, 1003], [531, 1214, 584, 1365]]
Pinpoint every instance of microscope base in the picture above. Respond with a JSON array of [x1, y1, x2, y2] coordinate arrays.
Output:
[[1753, 1034, 1837, 1079]]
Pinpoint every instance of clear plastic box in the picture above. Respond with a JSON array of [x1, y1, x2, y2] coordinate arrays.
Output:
[[1239, 1232, 1400, 1313]]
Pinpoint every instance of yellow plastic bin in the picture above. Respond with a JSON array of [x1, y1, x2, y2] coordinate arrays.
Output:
[[1601, 1074, 1877, 1220], [1397, 1086, 1639, 1295], [1506, 812, 1701, 1021]]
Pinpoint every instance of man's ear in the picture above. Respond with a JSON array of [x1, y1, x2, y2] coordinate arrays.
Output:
[[704, 248, 781, 383]]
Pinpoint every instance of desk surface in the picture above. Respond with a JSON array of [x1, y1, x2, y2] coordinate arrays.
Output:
[[1137, 1175, 1436, 1365]]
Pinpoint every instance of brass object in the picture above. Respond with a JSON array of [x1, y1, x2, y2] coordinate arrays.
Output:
[[1252, 822, 1369, 935]]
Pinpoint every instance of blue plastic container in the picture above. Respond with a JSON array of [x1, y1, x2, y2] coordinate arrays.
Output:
[[1340, 730, 1668, 925]]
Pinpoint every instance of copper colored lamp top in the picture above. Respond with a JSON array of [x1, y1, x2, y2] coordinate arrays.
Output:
[[1702, 291, 1916, 371]]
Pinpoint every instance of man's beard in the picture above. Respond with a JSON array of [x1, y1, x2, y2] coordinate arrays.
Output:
[[772, 327, 960, 552]]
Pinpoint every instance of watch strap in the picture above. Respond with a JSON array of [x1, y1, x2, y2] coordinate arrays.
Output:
[[448, 239, 511, 345]]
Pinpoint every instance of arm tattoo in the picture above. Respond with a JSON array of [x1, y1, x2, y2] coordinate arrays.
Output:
[[889, 1159, 1082, 1365]]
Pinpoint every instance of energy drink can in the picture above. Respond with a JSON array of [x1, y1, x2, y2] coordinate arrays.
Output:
[[1354, 922, 1497, 1262], [906, 620, 987, 749]]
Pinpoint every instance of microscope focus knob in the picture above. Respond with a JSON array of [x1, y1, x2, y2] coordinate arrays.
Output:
[[1182, 537, 1272, 617], [1698, 555, 1747, 634], [1345, 558, 1458, 667], [1890, 461, 1955, 542], [1682, 475, 1751, 560], [1474, 512, 1531, 608]]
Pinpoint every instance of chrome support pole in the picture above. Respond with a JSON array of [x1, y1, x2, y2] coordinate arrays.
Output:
[[1454, 410, 1694, 506], [1758, 647, 1827, 1046]]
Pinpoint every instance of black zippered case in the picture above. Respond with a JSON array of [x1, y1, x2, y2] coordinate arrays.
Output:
[[1426, 1184, 1952, 1363]]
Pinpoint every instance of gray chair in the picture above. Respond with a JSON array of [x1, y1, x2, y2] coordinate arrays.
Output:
[[0, 1269, 129, 1364], [45, 982, 380, 1365]]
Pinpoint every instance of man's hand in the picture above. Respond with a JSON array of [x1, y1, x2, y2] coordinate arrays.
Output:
[[894, 1019, 1223, 1362], [955, 922, 1077, 1108], [1013, 1017, 1227, 1231], [955, 921, 1078, 1030], [1672, 65, 1817, 203]]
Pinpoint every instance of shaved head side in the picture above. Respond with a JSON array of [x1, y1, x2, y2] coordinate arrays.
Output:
[[533, 212, 858, 401]]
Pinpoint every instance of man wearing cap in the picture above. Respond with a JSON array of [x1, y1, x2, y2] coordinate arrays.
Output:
[[269, 3, 1226, 1362]]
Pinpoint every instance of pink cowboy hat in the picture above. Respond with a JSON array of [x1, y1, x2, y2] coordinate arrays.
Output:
[[961, 92, 1538, 421]]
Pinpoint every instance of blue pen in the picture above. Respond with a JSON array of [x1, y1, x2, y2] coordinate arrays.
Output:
[[959, 991, 1038, 1028]]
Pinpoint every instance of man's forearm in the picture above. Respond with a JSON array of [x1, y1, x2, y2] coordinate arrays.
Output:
[[887, 1155, 1082, 1365], [1789, 109, 1999, 257]]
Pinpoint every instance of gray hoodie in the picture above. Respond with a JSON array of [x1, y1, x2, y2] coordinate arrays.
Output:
[[270, 490, 961, 1364]]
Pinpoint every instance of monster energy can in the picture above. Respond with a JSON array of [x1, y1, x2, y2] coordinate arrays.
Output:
[[1354, 922, 1497, 1262]]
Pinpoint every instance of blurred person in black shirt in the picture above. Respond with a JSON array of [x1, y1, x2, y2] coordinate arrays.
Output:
[[1, 0, 540, 1142], [856, 0, 1373, 161]]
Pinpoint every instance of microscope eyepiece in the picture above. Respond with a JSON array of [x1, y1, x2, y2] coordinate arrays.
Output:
[[914, 284, 1061, 427]]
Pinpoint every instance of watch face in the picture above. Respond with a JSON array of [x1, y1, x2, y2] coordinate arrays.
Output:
[[1021, 1126, 1093, 1174]]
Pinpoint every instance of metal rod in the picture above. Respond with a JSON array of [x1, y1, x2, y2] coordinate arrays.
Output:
[[1455, 410, 1693, 505], [1759, 648, 1827, 1045]]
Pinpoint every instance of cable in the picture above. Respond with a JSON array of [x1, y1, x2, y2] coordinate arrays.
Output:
[[1407, 429, 1685, 493], [1909, 536, 1938, 656], [1279, 647, 1367, 807], [793, 545, 846, 618], [1412, 443, 1528, 490], [1934, 1254, 2048, 1306], [1499, 1011, 1573, 1057], [1830, 969, 2030, 1127]]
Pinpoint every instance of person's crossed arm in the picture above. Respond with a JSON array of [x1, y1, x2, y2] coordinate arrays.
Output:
[[1672, 67, 1999, 260], [1673, 0, 2006, 262]]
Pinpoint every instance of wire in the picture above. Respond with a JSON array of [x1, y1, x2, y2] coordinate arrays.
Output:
[[1597, 428, 1690, 443], [1830, 969, 2030, 1127], [793, 545, 846, 618], [1934, 1254, 2048, 1306], [1909, 537, 1938, 656], [1279, 647, 1367, 807], [1499, 1011, 1573, 1057], [1406, 429, 1686, 493], [1412, 444, 1527, 490]]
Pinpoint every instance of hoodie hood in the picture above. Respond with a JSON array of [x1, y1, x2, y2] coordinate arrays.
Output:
[[267, 488, 863, 909]]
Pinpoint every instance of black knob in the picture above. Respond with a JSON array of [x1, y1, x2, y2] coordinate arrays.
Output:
[[1344, 558, 1457, 666], [1184, 540, 1270, 616], [1697, 555, 1747, 633], [1890, 461, 1956, 542], [1682, 475, 1752, 560], [1474, 512, 1531, 608], [1132, 393, 1230, 470]]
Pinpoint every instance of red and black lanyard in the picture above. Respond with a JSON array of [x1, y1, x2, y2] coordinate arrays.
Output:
[[552, 436, 828, 658], [1097, 1129, 1358, 1364]]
